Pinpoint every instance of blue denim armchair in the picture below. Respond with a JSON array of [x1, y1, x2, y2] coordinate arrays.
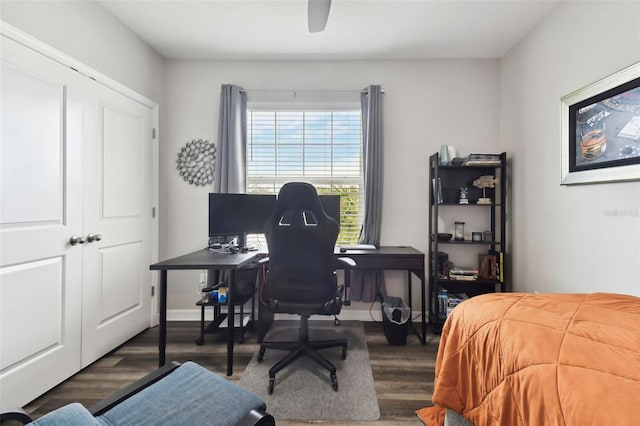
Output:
[[1, 361, 274, 426]]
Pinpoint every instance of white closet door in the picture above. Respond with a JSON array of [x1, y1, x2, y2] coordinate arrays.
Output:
[[81, 79, 153, 367], [0, 36, 84, 407]]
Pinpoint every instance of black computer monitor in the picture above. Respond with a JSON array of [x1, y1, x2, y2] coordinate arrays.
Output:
[[208, 193, 276, 246], [208, 192, 340, 247]]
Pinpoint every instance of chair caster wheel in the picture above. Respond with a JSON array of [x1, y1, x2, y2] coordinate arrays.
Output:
[[257, 348, 265, 362], [268, 377, 275, 394], [195, 337, 204, 345], [331, 373, 338, 391]]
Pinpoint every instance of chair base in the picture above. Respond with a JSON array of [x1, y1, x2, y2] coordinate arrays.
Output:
[[257, 317, 347, 394]]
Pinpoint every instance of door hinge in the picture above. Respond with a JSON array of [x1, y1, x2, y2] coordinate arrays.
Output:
[[151, 285, 155, 297], [152, 128, 156, 139], [152, 207, 156, 218]]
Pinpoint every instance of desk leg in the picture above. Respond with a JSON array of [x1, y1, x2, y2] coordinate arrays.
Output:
[[226, 269, 235, 376], [407, 270, 413, 316], [407, 271, 417, 342], [420, 270, 426, 344], [159, 270, 167, 367], [408, 270, 427, 345]]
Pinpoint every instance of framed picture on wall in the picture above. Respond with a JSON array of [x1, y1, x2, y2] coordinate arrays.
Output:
[[561, 62, 640, 185]]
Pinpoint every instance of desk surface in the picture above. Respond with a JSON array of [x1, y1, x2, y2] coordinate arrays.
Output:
[[336, 246, 424, 270], [334, 245, 423, 256], [150, 246, 425, 272], [150, 249, 258, 270]]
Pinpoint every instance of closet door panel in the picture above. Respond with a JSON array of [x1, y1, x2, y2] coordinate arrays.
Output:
[[81, 79, 153, 367], [0, 258, 64, 367], [0, 64, 63, 224], [99, 242, 143, 320], [102, 106, 145, 217], [0, 36, 83, 408]]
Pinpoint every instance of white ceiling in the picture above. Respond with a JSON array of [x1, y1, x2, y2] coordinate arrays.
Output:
[[98, 0, 561, 61]]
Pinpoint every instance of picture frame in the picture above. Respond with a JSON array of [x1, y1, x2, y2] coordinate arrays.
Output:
[[561, 62, 640, 185]]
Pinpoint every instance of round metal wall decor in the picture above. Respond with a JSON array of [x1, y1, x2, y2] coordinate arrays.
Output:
[[176, 139, 216, 186]]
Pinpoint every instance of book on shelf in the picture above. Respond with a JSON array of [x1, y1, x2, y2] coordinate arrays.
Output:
[[449, 265, 479, 281], [488, 250, 504, 282], [449, 274, 478, 281], [449, 266, 479, 276], [447, 292, 469, 303], [462, 153, 502, 166], [447, 293, 469, 316]]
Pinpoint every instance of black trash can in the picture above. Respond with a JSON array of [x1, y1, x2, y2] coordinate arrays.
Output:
[[381, 296, 410, 345]]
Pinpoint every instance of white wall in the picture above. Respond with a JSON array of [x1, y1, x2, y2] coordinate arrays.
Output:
[[162, 59, 501, 312], [0, 0, 164, 102], [501, 1, 640, 296]]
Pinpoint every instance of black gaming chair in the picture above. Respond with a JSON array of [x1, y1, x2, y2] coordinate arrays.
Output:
[[257, 182, 354, 394]]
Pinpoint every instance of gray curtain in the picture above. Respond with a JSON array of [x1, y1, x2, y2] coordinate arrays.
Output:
[[351, 85, 385, 302], [211, 84, 247, 288], [214, 84, 247, 193]]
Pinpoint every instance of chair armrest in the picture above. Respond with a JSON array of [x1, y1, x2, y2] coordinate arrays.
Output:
[[337, 257, 356, 268], [258, 256, 269, 265], [337, 257, 355, 306], [235, 408, 275, 426], [0, 407, 31, 425], [89, 361, 182, 415]]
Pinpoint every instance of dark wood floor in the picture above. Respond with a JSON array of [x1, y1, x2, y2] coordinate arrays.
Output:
[[24, 321, 438, 425]]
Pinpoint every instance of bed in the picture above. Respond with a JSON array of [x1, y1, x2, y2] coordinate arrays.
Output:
[[416, 292, 640, 426]]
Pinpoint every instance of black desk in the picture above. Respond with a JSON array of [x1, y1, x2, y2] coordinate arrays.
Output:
[[150, 249, 259, 375], [150, 246, 426, 376], [336, 246, 426, 344]]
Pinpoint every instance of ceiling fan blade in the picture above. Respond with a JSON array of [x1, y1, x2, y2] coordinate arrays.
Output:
[[308, 0, 331, 33]]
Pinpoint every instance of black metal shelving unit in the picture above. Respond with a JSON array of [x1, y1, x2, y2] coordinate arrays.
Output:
[[428, 152, 507, 332]]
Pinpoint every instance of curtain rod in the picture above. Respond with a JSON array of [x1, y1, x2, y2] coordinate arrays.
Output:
[[239, 88, 385, 94]]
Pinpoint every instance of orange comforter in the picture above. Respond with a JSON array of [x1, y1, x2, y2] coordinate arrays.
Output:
[[417, 292, 640, 426]]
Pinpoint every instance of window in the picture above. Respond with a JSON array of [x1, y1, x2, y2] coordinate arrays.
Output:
[[246, 109, 363, 245]]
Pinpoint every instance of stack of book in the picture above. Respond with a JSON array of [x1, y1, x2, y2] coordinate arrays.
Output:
[[447, 293, 469, 317], [449, 266, 478, 281], [462, 153, 502, 166]]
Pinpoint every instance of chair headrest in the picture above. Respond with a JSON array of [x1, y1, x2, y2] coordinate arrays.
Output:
[[270, 183, 328, 229], [274, 182, 324, 214]]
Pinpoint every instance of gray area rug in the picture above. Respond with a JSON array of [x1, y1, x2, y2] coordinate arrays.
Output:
[[238, 320, 380, 421]]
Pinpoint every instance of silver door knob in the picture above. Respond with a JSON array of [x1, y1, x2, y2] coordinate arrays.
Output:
[[86, 233, 103, 243], [69, 235, 86, 245]]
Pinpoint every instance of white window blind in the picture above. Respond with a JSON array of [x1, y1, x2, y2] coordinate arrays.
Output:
[[246, 108, 363, 245]]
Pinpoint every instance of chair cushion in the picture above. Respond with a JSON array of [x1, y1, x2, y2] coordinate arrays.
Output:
[[28, 403, 99, 425], [95, 361, 265, 426]]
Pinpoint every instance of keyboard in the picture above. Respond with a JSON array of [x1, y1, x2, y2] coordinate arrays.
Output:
[[339, 244, 377, 250]]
